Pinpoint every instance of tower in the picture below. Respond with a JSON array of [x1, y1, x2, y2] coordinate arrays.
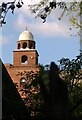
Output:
[[5, 30, 39, 93], [13, 30, 38, 66]]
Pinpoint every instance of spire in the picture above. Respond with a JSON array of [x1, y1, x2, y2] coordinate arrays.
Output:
[[26, 26, 27, 31]]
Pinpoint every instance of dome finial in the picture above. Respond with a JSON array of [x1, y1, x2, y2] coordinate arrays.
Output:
[[26, 26, 27, 31]]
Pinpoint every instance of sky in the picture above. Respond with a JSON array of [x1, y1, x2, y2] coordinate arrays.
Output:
[[0, 0, 80, 65]]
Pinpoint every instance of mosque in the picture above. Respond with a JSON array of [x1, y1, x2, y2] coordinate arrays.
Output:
[[5, 29, 39, 97]]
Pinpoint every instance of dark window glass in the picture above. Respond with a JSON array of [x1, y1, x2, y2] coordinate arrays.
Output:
[[29, 43, 33, 49], [18, 43, 20, 49], [21, 55, 28, 64], [23, 42, 27, 49]]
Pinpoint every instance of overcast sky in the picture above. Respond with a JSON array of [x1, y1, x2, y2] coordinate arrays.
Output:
[[0, 0, 80, 65]]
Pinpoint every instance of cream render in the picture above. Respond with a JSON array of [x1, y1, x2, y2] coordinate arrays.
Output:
[[19, 31, 34, 41]]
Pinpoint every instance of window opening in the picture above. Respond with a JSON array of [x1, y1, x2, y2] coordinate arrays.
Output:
[[18, 43, 20, 49], [23, 42, 27, 49], [21, 55, 28, 64]]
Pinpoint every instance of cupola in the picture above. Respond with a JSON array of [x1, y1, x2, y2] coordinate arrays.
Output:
[[18, 31, 34, 41], [13, 29, 39, 66], [17, 30, 35, 50]]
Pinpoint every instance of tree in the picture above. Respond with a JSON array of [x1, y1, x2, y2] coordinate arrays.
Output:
[[17, 51, 82, 119], [17, 70, 45, 119], [0, 0, 24, 26], [29, 0, 82, 35], [0, 0, 82, 35], [59, 51, 82, 119], [1, 0, 82, 119]]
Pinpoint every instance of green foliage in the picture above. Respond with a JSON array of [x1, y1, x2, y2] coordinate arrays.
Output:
[[13, 51, 82, 119], [19, 70, 45, 119], [19, 52, 82, 119], [0, 0, 82, 34], [29, 0, 82, 34], [0, 0, 24, 26], [59, 51, 82, 118]]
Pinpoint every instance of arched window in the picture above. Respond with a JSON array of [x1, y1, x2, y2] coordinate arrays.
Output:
[[23, 42, 27, 49], [21, 55, 28, 64], [18, 43, 20, 49], [20, 78, 26, 87], [29, 43, 33, 49]]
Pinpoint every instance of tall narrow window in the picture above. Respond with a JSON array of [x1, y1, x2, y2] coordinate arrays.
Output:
[[18, 43, 20, 49], [23, 42, 27, 49], [21, 55, 28, 64], [29, 43, 33, 49]]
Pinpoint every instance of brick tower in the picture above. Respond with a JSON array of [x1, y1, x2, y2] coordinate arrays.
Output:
[[5, 30, 39, 94]]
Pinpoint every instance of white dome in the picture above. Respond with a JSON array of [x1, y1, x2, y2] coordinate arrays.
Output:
[[18, 31, 34, 41]]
